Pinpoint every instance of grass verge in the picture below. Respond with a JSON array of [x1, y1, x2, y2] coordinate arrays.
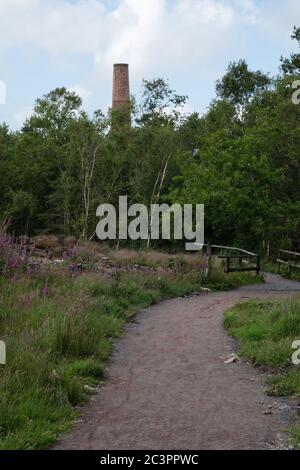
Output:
[[0, 265, 261, 450], [262, 261, 300, 282], [224, 298, 300, 448]]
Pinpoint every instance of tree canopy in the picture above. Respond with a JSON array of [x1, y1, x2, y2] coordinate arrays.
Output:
[[1, 28, 300, 255]]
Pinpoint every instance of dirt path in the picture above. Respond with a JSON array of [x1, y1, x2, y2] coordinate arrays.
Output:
[[55, 274, 300, 450]]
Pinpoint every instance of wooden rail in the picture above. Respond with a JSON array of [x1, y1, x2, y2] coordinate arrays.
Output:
[[203, 244, 257, 257], [277, 249, 300, 273], [201, 243, 260, 276]]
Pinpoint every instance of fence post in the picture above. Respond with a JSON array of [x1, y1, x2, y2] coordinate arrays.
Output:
[[205, 243, 212, 278], [256, 256, 261, 276], [226, 257, 230, 274]]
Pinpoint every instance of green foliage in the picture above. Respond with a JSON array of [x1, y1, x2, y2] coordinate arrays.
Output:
[[170, 47, 300, 253], [1, 26, 300, 449], [1, 28, 300, 254], [281, 26, 300, 75], [216, 59, 270, 106], [136, 78, 187, 125], [224, 299, 300, 366], [0, 265, 259, 449], [224, 297, 300, 448]]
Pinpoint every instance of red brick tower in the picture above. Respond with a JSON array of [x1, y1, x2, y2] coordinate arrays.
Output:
[[112, 63, 130, 112]]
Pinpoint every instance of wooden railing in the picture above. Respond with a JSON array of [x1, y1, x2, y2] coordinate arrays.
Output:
[[277, 249, 300, 273], [202, 243, 260, 276]]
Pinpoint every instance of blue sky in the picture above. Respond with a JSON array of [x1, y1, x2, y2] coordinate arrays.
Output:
[[0, 0, 299, 129]]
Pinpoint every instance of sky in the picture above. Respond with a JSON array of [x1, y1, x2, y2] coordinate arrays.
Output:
[[0, 0, 299, 129]]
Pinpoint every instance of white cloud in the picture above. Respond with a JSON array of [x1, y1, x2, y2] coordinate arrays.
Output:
[[0, 0, 261, 73], [233, 0, 260, 24], [0, 1, 296, 72], [95, 0, 165, 73], [0, 0, 107, 54], [0, 0, 299, 129], [96, 0, 239, 74], [69, 85, 92, 102], [259, 0, 300, 44]]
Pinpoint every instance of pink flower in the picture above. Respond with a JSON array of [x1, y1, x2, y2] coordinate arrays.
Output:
[[43, 282, 50, 297]]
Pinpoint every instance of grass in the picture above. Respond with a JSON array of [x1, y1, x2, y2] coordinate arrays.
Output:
[[224, 297, 300, 448], [262, 260, 300, 282], [0, 256, 261, 450]]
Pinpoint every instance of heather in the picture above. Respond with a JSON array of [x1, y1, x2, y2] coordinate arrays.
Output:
[[0, 231, 261, 449]]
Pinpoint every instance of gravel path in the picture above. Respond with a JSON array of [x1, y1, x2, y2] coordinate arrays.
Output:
[[55, 274, 300, 450]]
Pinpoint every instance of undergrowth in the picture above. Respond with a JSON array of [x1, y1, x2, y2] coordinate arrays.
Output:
[[0, 261, 261, 449], [224, 297, 300, 448]]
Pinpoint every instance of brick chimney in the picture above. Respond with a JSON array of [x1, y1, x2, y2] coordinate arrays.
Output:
[[112, 63, 130, 112]]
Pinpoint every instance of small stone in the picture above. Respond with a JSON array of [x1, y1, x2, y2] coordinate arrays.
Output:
[[278, 404, 289, 411], [84, 385, 97, 393], [224, 353, 240, 364]]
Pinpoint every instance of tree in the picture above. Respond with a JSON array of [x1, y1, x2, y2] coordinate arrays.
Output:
[[136, 78, 187, 126], [0, 124, 13, 219], [1, 39, 299, 257], [67, 111, 108, 239], [281, 26, 300, 75], [216, 60, 271, 107]]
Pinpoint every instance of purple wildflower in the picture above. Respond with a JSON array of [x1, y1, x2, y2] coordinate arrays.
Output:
[[43, 282, 50, 297]]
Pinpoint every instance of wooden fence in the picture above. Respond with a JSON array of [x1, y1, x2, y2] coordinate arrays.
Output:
[[277, 249, 300, 273], [202, 243, 260, 277]]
